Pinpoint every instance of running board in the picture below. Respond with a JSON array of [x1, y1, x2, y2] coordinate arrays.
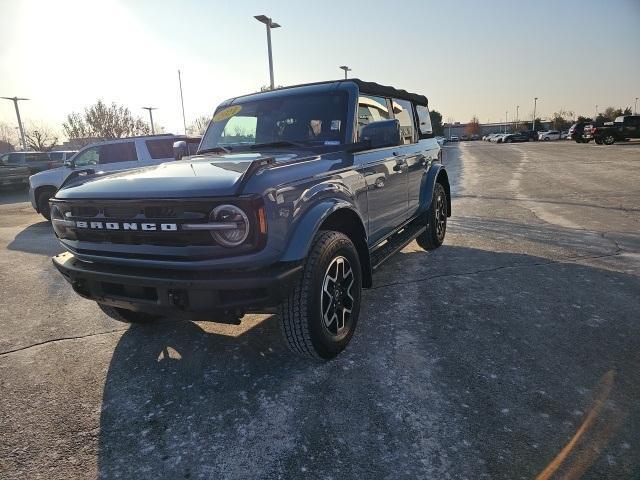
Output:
[[370, 221, 426, 271]]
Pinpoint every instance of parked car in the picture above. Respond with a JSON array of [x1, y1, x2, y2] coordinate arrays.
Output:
[[0, 154, 30, 188], [538, 130, 561, 141], [583, 115, 640, 145], [449, 135, 459, 142], [0, 151, 75, 175], [502, 132, 530, 143], [435, 136, 446, 146], [28, 134, 201, 220], [49, 79, 449, 359], [492, 133, 509, 143], [568, 122, 592, 143]]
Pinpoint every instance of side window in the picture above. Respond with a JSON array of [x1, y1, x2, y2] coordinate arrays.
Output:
[[73, 146, 100, 167], [392, 98, 416, 144], [99, 142, 138, 164], [26, 153, 48, 162], [415, 105, 433, 138], [187, 139, 200, 155], [357, 95, 390, 139], [0, 154, 8, 165], [145, 139, 175, 159], [49, 152, 64, 161]]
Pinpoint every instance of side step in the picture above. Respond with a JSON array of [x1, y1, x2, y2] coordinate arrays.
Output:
[[370, 221, 426, 271]]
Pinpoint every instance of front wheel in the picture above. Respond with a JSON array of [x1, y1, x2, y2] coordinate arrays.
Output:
[[37, 189, 56, 221], [416, 182, 448, 251], [278, 231, 362, 359], [603, 134, 616, 145]]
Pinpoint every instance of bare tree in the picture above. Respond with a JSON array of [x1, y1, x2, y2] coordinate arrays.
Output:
[[187, 116, 210, 136], [25, 122, 59, 151], [465, 116, 481, 136], [550, 109, 574, 132], [0, 121, 18, 152], [63, 100, 150, 141]]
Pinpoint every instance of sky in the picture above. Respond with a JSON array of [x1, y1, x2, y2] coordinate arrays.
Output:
[[1, 0, 639, 137]]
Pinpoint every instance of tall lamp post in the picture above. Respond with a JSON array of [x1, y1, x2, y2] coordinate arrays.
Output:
[[339, 65, 351, 79], [532, 97, 538, 132], [1, 96, 29, 150], [635, 97, 638, 115], [505, 110, 508, 133], [516, 105, 520, 130], [254, 15, 281, 90], [595, 104, 598, 120], [142, 107, 157, 135]]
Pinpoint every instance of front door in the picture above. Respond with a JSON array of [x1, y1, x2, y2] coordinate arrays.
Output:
[[355, 94, 409, 245]]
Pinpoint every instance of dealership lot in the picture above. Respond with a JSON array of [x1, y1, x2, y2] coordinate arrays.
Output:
[[1, 142, 639, 479]]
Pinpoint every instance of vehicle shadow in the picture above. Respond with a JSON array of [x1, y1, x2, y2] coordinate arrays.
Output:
[[6, 221, 62, 256], [96, 245, 640, 479]]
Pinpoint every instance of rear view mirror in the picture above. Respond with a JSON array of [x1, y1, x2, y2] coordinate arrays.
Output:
[[173, 140, 187, 160], [360, 119, 401, 149]]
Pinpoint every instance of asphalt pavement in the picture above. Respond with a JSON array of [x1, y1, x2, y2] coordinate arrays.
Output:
[[1, 141, 639, 479]]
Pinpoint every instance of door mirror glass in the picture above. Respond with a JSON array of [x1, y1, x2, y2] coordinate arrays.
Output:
[[173, 140, 187, 160], [360, 119, 401, 149]]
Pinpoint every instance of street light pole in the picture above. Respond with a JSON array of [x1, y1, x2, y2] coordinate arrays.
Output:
[[516, 105, 520, 130], [1, 96, 29, 150], [505, 110, 508, 133], [254, 15, 281, 90], [142, 107, 157, 135], [339, 66, 351, 79], [595, 104, 598, 120], [178, 70, 187, 134], [532, 97, 538, 132], [635, 97, 638, 115]]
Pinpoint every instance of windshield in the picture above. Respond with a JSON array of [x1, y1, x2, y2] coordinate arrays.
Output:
[[199, 92, 348, 152]]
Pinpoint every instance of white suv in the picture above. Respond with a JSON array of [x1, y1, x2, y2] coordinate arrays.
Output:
[[29, 134, 201, 220]]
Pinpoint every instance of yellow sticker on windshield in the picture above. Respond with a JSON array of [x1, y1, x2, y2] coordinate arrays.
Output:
[[212, 105, 242, 122]]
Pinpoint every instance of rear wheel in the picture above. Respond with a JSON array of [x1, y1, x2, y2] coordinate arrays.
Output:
[[278, 231, 362, 359], [37, 188, 56, 221], [416, 182, 448, 251], [603, 134, 616, 145], [98, 303, 163, 323]]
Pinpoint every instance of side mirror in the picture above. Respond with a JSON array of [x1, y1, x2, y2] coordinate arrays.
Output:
[[360, 119, 401, 149], [63, 159, 74, 168], [173, 140, 187, 160]]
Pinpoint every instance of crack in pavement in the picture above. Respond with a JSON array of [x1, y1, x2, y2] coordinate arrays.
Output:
[[370, 251, 623, 291], [0, 328, 128, 357]]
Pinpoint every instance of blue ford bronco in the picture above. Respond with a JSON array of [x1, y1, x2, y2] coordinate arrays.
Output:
[[50, 80, 450, 359]]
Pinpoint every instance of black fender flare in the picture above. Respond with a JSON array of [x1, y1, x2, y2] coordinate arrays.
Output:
[[418, 164, 451, 217], [280, 199, 366, 261]]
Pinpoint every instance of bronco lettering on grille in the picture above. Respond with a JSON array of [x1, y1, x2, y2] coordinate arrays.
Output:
[[75, 221, 178, 231]]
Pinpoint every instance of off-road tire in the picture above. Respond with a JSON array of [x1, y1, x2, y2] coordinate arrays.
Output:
[[37, 189, 56, 221], [98, 303, 163, 323], [417, 182, 448, 251], [278, 231, 362, 359]]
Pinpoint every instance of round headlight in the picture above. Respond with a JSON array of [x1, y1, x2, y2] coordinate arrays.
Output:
[[210, 204, 250, 247]]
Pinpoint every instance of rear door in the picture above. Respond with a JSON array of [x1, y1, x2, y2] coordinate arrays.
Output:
[[355, 94, 409, 245], [25, 152, 51, 173], [143, 138, 177, 165]]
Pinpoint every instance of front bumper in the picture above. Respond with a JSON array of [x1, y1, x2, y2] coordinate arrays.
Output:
[[52, 252, 302, 318]]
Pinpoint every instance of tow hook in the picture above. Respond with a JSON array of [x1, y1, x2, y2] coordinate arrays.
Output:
[[168, 289, 188, 309]]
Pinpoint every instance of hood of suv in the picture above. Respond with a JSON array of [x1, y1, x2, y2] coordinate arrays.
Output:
[[54, 152, 302, 199]]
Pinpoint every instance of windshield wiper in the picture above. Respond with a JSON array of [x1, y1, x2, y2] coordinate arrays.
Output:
[[198, 145, 232, 155], [250, 140, 310, 150]]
